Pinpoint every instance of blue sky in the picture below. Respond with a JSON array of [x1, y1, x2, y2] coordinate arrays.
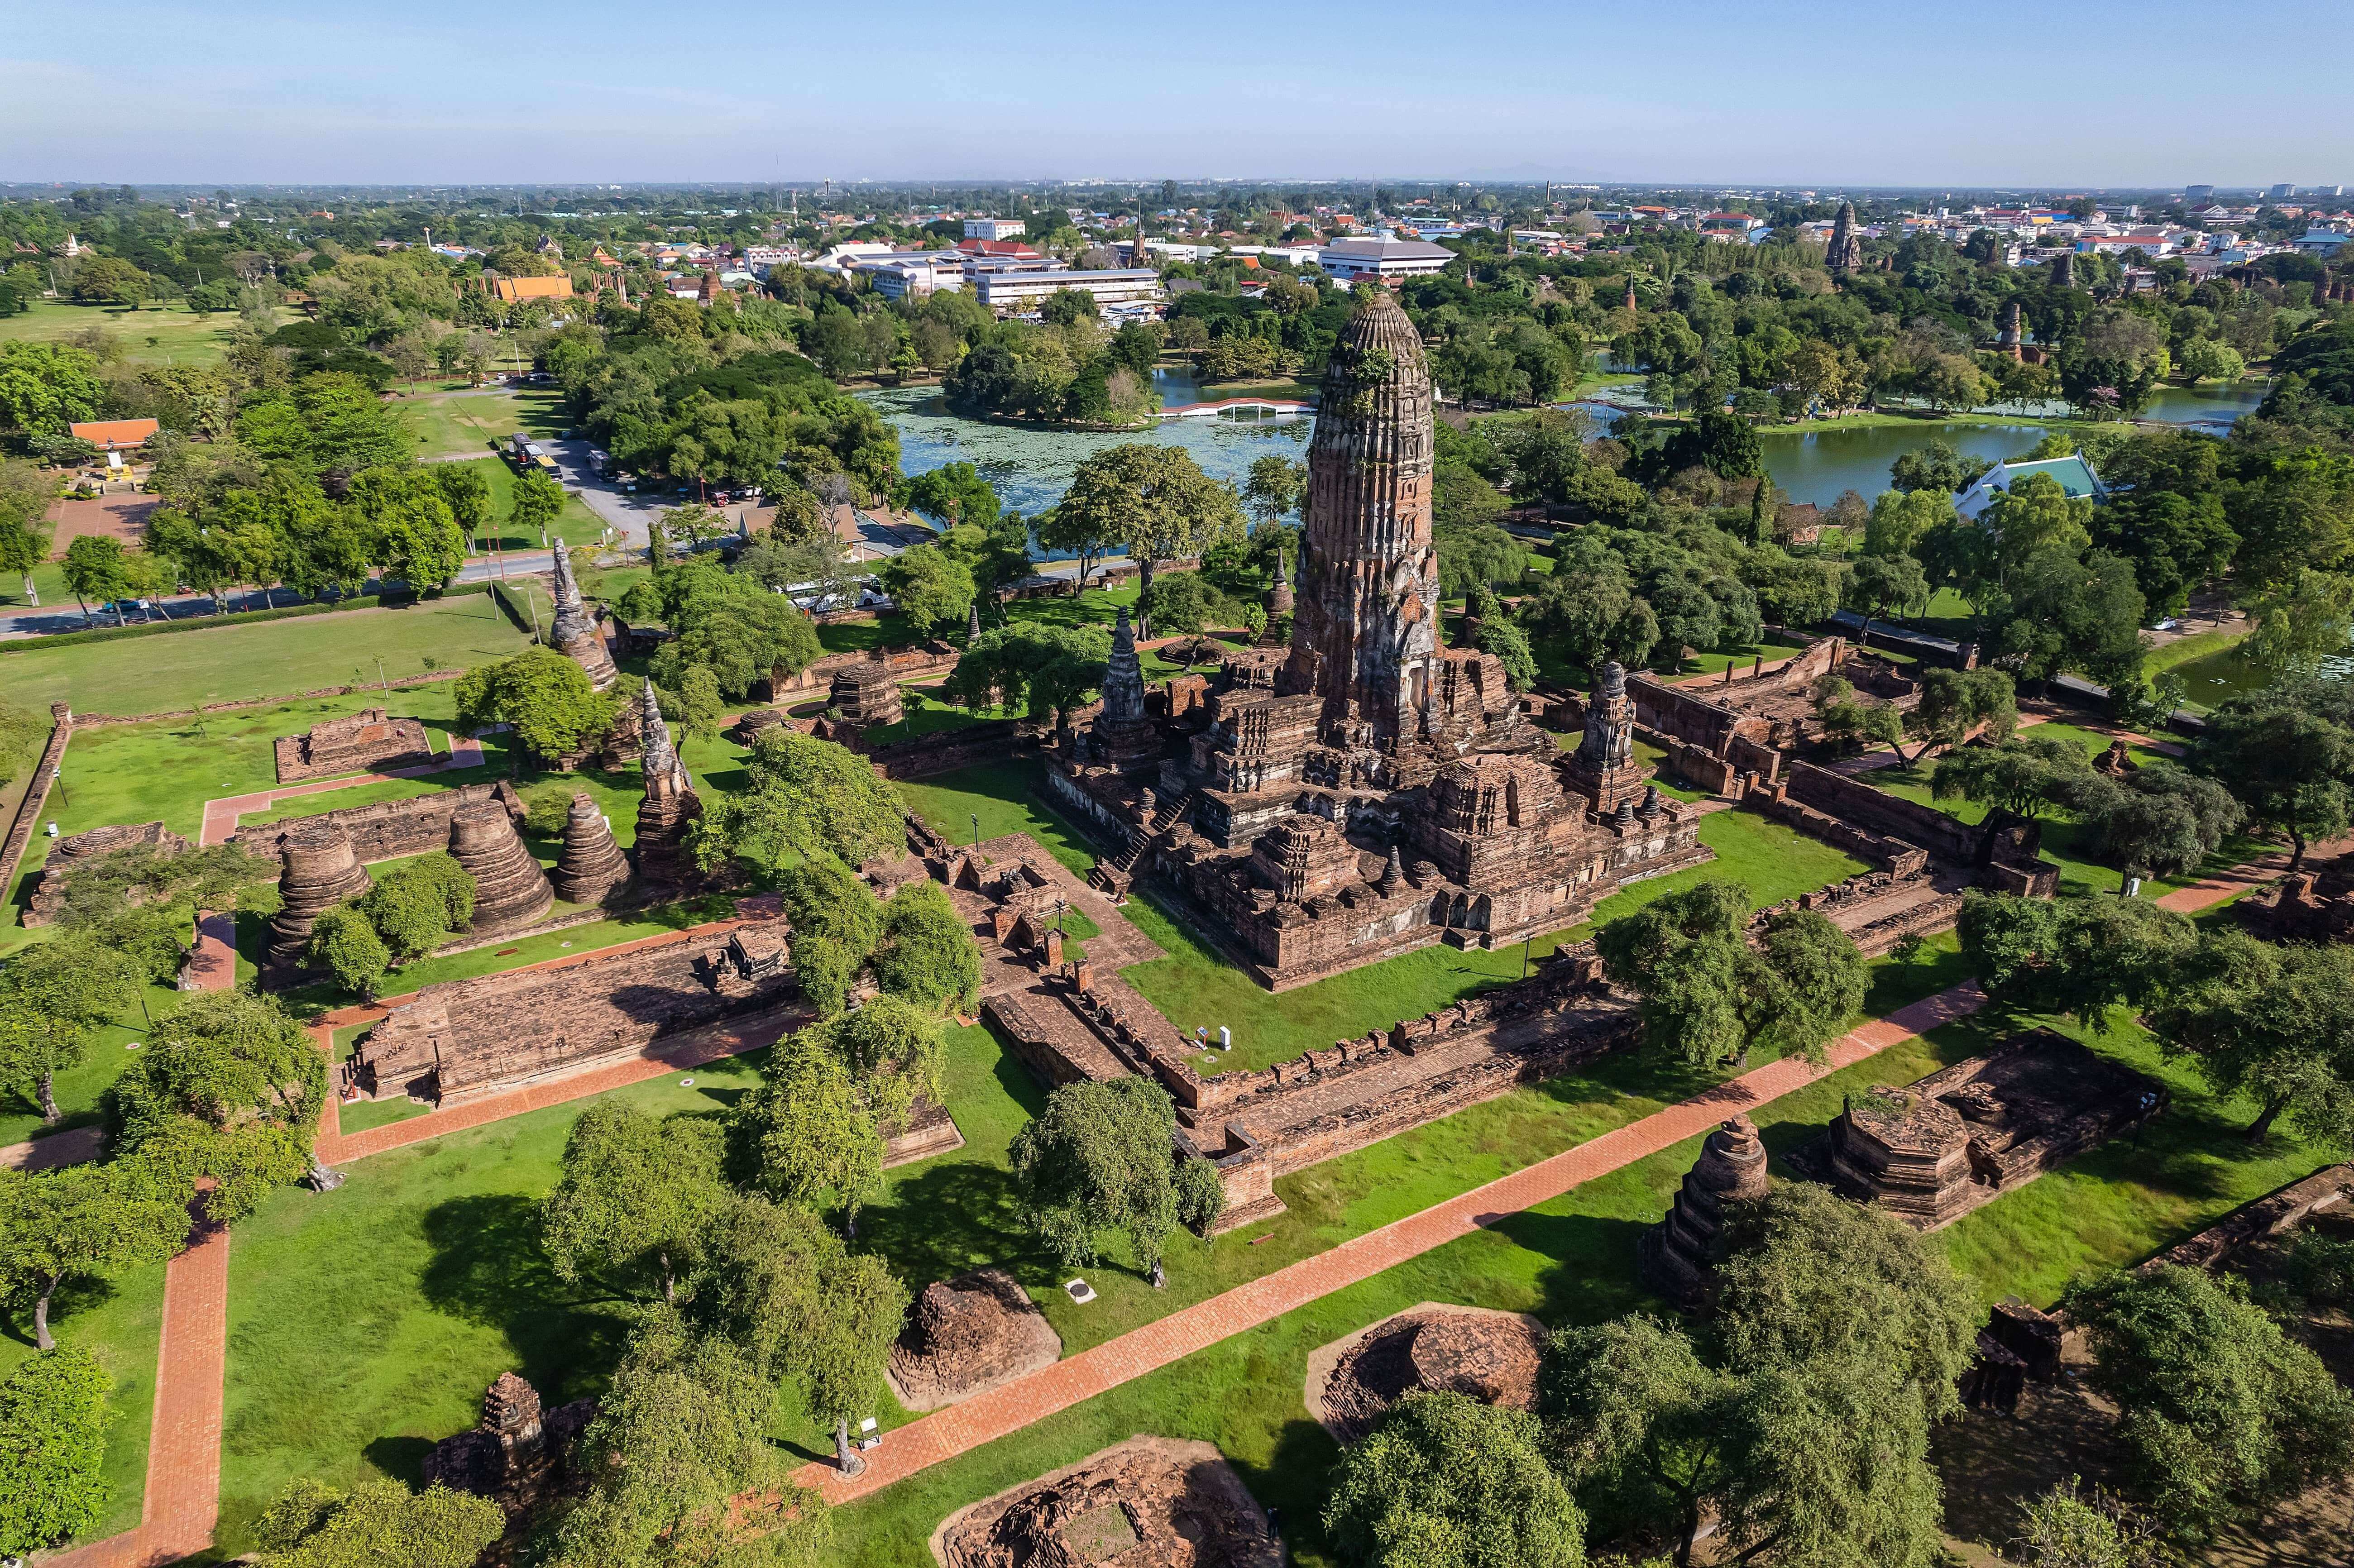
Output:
[[5, 0, 2349, 188]]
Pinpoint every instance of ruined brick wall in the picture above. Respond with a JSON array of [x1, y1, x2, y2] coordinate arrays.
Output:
[[273, 708, 434, 784], [233, 780, 524, 866], [768, 642, 960, 700], [863, 720, 1028, 781], [1629, 675, 1764, 757], [350, 913, 795, 1103], [1782, 762, 1985, 863], [1743, 792, 1929, 875]]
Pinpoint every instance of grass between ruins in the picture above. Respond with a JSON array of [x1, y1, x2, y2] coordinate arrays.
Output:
[[1862, 720, 2268, 899]]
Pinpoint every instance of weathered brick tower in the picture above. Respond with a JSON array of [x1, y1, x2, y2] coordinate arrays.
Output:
[[1282, 287, 1441, 744]]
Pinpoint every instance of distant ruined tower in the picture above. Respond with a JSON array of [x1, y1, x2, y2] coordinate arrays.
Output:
[[2050, 251, 2076, 289], [547, 539, 617, 690], [1281, 288, 1440, 743], [1997, 299, 2025, 360], [1824, 201, 1864, 277]]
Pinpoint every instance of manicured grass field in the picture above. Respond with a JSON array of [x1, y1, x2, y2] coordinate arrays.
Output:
[[0, 298, 293, 368], [459, 455, 610, 553], [0, 593, 530, 716], [394, 388, 569, 461]]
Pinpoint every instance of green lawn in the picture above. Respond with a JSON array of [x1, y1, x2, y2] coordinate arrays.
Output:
[[460, 455, 610, 554], [1862, 721, 2266, 899], [0, 594, 529, 717], [0, 298, 293, 368], [394, 388, 570, 462]]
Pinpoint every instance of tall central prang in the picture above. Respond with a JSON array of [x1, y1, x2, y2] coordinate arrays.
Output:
[[1283, 287, 1440, 742]]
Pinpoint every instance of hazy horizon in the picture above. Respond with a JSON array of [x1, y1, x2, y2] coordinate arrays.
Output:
[[6, 0, 2349, 191]]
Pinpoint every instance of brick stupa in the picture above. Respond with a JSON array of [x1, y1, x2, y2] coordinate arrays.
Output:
[[547, 538, 618, 690], [552, 793, 631, 906], [1638, 1113, 1771, 1310], [448, 799, 554, 936], [632, 682, 703, 890], [266, 818, 374, 967]]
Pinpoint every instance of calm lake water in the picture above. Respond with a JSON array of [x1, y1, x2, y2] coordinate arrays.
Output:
[[866, 368, 1311, 524], [870, 373, 2275, 521]]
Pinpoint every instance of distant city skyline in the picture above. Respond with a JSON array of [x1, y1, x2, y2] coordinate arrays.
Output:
[[5, 0, 2349, 189]]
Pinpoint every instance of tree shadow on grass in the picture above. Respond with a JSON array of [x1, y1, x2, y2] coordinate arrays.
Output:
[[1, 1273, 123, 1348], [856, 1158, 1036, 1292], [1488, 1212, 1655, 1328], [363, 1434, 436, 1487], [1232, 1417, 1341, 1559], [419, 1193, 636, 1403]]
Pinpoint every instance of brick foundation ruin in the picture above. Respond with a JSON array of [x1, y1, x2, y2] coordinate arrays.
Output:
[[1789, 1030, 2167, 1229], [345, 911, 799, 1104], [932, 1437, 1282, 1568], [273, 707, 435, 783], [23, 820, 190, 927], [828, 654, 906, 727], [2237, 852, 2354, 943]]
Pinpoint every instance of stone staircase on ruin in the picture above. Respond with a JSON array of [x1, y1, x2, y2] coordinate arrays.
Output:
[[1088, 789, 1196, 896]]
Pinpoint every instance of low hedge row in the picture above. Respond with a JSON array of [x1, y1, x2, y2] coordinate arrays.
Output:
[[0, 582, 494, 655]]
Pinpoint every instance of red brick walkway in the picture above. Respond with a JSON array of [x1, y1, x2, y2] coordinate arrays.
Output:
[[196, 737, 488, 847], [45, 923, 240, 1568], [791, 980, 1990, 1506]]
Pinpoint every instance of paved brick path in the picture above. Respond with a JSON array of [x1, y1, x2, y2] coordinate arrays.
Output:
[[196, 737, 488, 847], [2156, 837, 2349, 914], [44, 922, 241, 1568], [790, 980, 1991, 1506]]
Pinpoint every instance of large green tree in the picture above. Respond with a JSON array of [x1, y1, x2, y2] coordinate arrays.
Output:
[[0, 930, 141, 1124], [1956, 891, 2193, 1030], [1010, 1076, 1195, 1277], [1056, 444, 1246, 602], [694, 728, 906, 873], [2149, 931, 2354, 1142], [1545, 1184, 1980, 1568], [541, 1102, 729, 1307], [2191, 684, 2354, 870], [1324, 1391, 1585, 1568], [252, 1476, 503, 1568], [2063, 1266, 2354, 1545], [107, 990, 326, 1221], [548, 1310, 833, 1568], [0, 1345, 113, 1557], [0, 1163, 187, 1351], [453, 647, 617, 767], [1594, 882, 1866, 1069]]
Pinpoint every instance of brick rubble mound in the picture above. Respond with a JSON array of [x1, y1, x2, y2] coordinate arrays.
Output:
[[932, 1436, 1282, 1568], [1313, 1304, 1548, 1442], [887, 1267, 1062, 1413]]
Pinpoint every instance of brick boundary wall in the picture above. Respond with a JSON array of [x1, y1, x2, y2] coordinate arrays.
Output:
[[1783, 759, 1988, 863], [0, 705, 72, 920]]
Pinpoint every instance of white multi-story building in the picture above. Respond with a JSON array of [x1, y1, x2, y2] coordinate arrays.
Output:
[[1316, 236, 1457, 284], [963, 218, 1027, 241], [861, 251, 971, 300], [972, 267, 1162, 317]]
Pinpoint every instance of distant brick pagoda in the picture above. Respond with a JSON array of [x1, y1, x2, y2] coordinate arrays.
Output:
[[547, 537, 618, 690], [631, 682, 704, 891], [1049, 287, 1705, 988]]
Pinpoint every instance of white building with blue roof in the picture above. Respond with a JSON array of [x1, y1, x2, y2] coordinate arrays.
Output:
[[1954, 454, 2108, 521]]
